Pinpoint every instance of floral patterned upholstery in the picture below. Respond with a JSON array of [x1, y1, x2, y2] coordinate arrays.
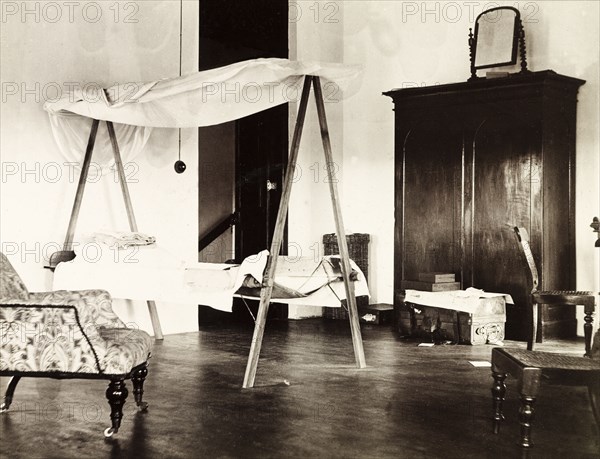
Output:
[[0, 253, 152, 376], [1, 252, 153, 436], [99, 328, 154, 375], [1, 306, 102, 373], [27, 289, 127, 329], [0, 253, 29, 300]]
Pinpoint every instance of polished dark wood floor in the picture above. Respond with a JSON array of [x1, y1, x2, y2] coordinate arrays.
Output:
[[1, 319, 598, 458]]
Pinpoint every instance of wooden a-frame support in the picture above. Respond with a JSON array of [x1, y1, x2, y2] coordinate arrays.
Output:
[[55, 118, 164, 340], [56, 75, 365, 386], [242, 76, 366, 388]]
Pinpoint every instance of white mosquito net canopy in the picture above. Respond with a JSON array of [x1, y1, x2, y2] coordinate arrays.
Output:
[[43, 58, 362, 173]]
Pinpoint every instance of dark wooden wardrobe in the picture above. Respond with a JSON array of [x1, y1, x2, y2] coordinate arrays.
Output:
[[385, 71, 585, 341]]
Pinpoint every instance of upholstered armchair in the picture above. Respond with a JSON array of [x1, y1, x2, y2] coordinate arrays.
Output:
[[0, 252, 153, 437]]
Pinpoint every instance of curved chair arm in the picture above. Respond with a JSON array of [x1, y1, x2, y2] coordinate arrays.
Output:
[[0, 304, 106, 373], [27, 289, 127, 329]]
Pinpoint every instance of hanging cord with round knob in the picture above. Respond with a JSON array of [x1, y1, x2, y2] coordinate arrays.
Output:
[[174, 146, 186, 173], [174, 0, 186, 175]]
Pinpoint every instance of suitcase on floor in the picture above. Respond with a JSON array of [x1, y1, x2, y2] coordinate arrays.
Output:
[[398, 296, 506, 345]]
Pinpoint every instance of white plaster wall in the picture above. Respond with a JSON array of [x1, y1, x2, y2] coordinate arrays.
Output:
[[0, 0, 200, 335], [294, 1, 600, 333]]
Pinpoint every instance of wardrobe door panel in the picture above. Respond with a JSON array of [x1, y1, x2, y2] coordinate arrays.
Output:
[[399, 116, 463, 282], [471, 114, 542, 340]]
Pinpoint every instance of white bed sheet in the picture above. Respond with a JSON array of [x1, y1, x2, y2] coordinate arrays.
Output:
[[52, 246, 369, 312]]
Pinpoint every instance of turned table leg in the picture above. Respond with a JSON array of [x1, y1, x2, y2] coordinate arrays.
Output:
[[492, 371, 507, 434], [518, 395, 536, 448], [583, 312, 593, 357]]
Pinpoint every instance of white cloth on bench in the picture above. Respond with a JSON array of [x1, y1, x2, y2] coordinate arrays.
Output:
[[404, 288, 514, 314]]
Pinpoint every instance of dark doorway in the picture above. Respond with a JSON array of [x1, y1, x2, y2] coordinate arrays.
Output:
[[198, 0, 289, 325]]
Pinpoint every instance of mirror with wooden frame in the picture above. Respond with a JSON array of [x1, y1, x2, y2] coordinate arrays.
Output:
[[468, 6, 528, 81]]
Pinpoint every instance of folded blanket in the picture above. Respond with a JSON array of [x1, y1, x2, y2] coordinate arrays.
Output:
[[92, 231, 156, 249]]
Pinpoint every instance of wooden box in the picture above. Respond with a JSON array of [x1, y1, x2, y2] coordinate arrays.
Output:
[[400, 280, 461, 292], [359, 303, 394, 325], [397, 296, 506, 345]]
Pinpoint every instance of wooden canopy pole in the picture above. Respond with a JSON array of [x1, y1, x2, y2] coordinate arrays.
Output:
[[106, 121, 164, 340], [106, 122, 138, 232], [242, 76, 313, 389], [55, 119, 164, 340], [50, 119, 100, 268], [62, 119, 100, 252], [312, 77, 366, 369], [242, 76, 367, 388]]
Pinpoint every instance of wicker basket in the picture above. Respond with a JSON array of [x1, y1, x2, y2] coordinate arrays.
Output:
[[322, 233, 370, 320]]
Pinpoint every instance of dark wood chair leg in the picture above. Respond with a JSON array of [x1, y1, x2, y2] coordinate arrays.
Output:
[[105, 379, 128, 437], [583, 312, 593, 357], [0, 376, 22, 412], [132, 364, 149, 411], [518, 395, 536, 448], [492, 371, 507, 434]]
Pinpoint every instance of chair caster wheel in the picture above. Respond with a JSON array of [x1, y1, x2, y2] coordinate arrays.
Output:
[[104, 427, 117, 438], [137, 402, 149, 412]]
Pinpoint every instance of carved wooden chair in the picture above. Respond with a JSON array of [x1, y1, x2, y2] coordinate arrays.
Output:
[[490, 228, 599, 448], [0, 252, 153, 437], [514, 227, 596, 355]]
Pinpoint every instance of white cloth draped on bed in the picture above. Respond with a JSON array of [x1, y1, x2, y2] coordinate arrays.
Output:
[[52, 245, 369, 312]]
